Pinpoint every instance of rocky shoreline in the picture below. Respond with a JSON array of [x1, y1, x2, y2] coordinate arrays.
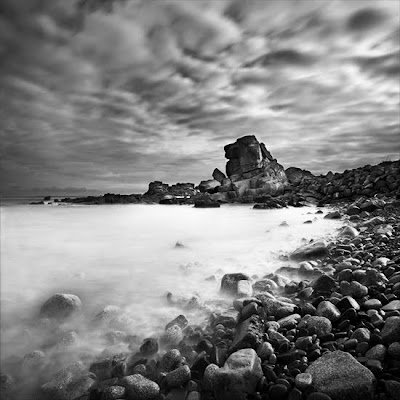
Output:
[[2, 195, 400, 400], [30, 135, 400, 208]]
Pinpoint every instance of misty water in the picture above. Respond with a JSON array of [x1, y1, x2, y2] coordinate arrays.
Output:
[[0, 203, 342, 384]]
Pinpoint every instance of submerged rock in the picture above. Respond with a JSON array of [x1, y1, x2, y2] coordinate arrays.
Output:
[[39, 293, 82, 321]]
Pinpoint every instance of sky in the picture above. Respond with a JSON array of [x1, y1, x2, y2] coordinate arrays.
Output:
[[0, 0, 399, 195]]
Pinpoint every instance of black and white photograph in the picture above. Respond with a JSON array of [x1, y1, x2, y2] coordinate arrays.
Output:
[[1, 0, 400, 399]]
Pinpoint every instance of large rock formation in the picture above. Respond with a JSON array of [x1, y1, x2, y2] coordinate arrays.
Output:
[[202, 135, 288, 202]]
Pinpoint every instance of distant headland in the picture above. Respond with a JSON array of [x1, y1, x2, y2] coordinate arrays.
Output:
[[31, 135, 400, 207]]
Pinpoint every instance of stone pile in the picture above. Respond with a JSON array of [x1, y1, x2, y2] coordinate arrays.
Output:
[[285, 160, 400, 205]]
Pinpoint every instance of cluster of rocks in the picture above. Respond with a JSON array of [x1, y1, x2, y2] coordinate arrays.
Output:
[[3, 198, 400, 400], [198, 135, 288, 204], [285, 160, 400, 206], [31, 135, 399, 208]]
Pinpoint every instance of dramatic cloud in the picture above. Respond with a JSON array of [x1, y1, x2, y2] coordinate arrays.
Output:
[[0, 0, 399, 195]]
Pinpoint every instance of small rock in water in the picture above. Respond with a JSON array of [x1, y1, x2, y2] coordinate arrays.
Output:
[[140, 338, 159, 357], [39, 293, 82, 321], [220, 273, 251, 295], [160, 325, 183, 347], [175, 241, 185, 248]]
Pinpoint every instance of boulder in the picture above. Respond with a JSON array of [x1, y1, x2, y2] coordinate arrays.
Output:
[[212, 168, 226, 183], [290, 240, 328, 261], [198, 179, 221, 194], [298, 316, 332, 337], [306, 351, 376, 400], [40, 293, 82, 321], [121, 374, 160, 400], [41, 362, 95, 400], [221, 273, 251, 295], [381, 316, 400, 344], [230, 315, 265, 352], [212, 348, 263, 400]]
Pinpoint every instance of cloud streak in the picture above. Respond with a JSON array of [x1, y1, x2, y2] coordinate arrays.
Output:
[[0, 0, 399, 194]]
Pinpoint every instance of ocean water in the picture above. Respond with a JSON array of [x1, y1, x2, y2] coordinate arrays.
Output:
[[0, 203, 342, 378]]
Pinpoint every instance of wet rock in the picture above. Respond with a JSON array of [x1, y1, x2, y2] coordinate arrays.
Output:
[[94, 305, 122, 325], [40, 293, 82, 321], [351, 328, 371, 343], [221, 273, 251, 295], [121, 374, 160, 400], [140, 338, 158, 357], [160, 325, 183, 347], [338, 226, 359, 238], [212, 348, 263, 400], [165, 315, 188, 331], [316, 301, 341, 322], [237, 280, 253, 297], [381, 316, 400, 344], [166, 365, 191, 388], [295, 373, 313, 390], [256, 294, 296, 319], [336, 296, 360, 311], [388, 342, 400, 359], [41, 362, 95, 400], [89, 358, 113, 381], [290, 240, 329, 261], [340, 281, 368, 299], [382, 300, 400, 312], [324, 211, 341, 219], [160, 349, 183, 372], [0, 373, 15, 399], [230, 314, 264, 352], [298, 316, 332, 337], [102, 385, 126, 400], [384, 380, 400, 399], [311, 275, 336, 293], [365, 344, 386, 362], [306, 350, 375, 400], [256, 342, 274, 360]]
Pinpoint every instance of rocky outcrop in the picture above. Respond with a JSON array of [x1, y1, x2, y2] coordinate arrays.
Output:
[[145, 181, 196, 201], [201, 135, 288, 202], [285, 160, 400, 205]]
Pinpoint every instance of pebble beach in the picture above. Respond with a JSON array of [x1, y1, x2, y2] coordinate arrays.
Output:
[[1, 196, 400, 400]]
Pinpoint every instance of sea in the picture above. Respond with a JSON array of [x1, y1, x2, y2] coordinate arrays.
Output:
[[0, 201, 343, 376]]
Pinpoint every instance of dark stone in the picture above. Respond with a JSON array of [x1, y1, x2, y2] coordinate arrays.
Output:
[[311, 275, 336, 293], [221, 273, 251, 295], [230, 315, 265, 352], [140, 338, 158, 357]]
